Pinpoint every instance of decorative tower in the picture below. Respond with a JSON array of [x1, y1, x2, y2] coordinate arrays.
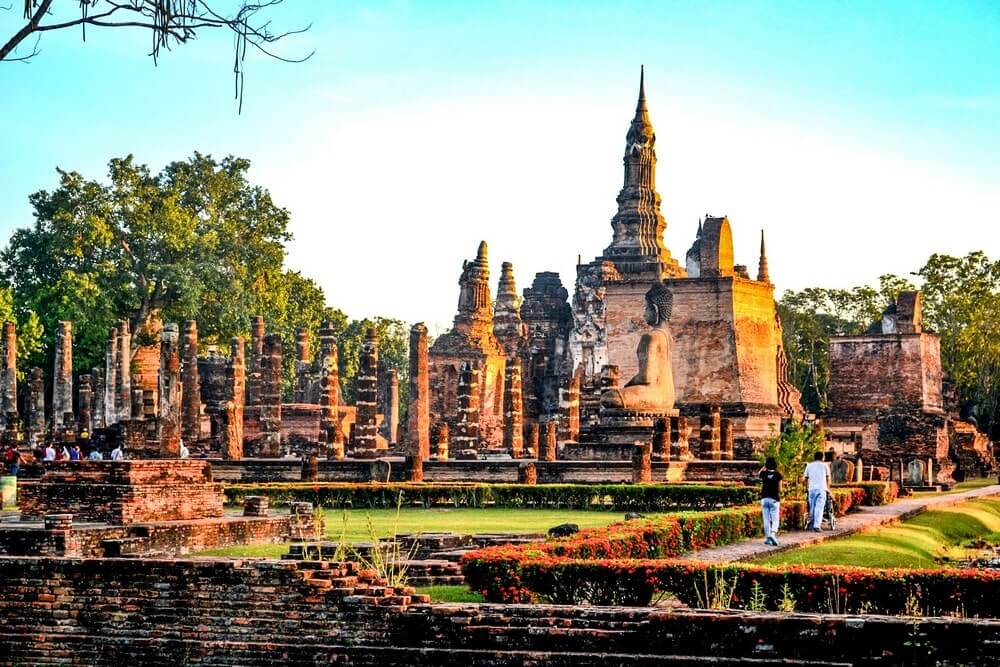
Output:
[[493, 261, 526, 358], [454, 241, 493, 338], [601, 66, 682, 276], [757, 230, 771, 283]]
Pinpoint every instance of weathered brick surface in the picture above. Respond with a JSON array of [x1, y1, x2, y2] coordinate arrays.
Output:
[[18, 460, 223, 523]]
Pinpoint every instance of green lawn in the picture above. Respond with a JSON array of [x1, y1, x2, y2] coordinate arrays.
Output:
[[415, 585, 484, 603], [195, 507, 637, 558], [758, 496, 1000, 568]]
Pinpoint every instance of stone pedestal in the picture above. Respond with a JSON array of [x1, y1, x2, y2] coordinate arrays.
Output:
[[518, 461, 537, 485]]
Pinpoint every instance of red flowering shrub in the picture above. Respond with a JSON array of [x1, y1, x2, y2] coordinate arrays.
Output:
[[833, 481, 898, 506]]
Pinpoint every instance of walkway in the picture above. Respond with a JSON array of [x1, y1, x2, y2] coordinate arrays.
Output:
[[689, 484, 1000, 563]]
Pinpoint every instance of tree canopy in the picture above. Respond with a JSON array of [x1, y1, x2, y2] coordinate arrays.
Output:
[[0, 152, 408, 401]]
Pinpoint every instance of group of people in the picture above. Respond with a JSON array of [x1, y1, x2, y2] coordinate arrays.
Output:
[[758, 451, 836, 547]]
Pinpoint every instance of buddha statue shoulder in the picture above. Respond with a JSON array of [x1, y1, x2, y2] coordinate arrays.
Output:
[[601, 281, 676, 412]]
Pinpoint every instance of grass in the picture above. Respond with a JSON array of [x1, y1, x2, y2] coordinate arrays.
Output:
[[758, 497, 1000, 569], [415, 585, 484, 603], [195, 507, 637, 558]]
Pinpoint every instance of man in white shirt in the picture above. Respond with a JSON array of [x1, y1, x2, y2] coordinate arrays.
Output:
[[802, 451, 831, 532], [179, 441, 189, 459], [110, 445, 125, 461], [44, 444, 56, 461]]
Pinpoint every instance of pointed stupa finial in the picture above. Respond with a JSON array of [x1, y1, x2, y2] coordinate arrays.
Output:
[[637, 65, 647, 112], [476, 240, 488, 264], [757, 229, 771, 283], [697, 218, 703, 237]]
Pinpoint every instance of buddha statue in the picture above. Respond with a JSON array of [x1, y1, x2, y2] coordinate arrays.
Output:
[[601, 281, 676, 412]]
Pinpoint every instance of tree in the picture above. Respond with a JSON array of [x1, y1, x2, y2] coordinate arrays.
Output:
[[1, 153, 303, 374], [757, 421, 825, 497], [334, 316, 410, 407], [2, 1, 312, 109], [0, 287, 44, 380]]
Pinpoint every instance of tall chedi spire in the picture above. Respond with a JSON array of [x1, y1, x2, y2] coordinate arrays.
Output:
[[757, 229, 771, 283], [602, 66, 682, 277], [493, 261, 526, 358], [454, 240, 494, 338]]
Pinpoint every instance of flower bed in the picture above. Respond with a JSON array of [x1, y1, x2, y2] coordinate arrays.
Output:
[[462, 488, 863, 603], [506, 559, 1000, 614], [223, 482, 758, 511], [833, 481, 898, 506]]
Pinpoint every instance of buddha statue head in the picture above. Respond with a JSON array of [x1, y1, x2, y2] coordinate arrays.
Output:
[[644, 281, 673, 327]]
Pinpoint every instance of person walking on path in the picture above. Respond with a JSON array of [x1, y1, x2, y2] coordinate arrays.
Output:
[[758, 457, 783, 546], [803, 451, 831, 532]]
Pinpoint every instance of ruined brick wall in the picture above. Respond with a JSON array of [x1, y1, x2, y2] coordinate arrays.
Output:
[[18, 461, 223, 524], [828, 333, 944, 416], [1, 560, 998, 666]]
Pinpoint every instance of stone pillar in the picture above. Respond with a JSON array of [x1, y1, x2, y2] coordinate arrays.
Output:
[[51, 321, 73, 431], [432, 421, 449, 461], [158, 324, 182, 457], [317, 321, 340, 457], [222, 337, 245, 460], [406, 453, 424, 482], [652, 417, 670, 461], [77, 374, 93, 436], [247, 315, 265, 406], [382, 369, 399, 445], [720, 417, 734, 461], [525, 422, 539, 459], [503, 357, 524, 458], [182, 320, 201, 447], [353, 327, 379, 456], [130, 377, 143, 421], [670, 415, 692, 461], [407, 323, 430, 461], [453, 362, 480, 454], [294, 327, 312, 403], [26, 368, 45, 448], [559, 374, 581, 442], [0, 322, 16, 428], [518, 461, 537, 485], [104, 328, 118, 427], [92, 367, 105, 430], [259, 333, 283, 457], [542, 420, 557, 462], [632, 442, 652, 484], [116, 320, 131, 422], [699, 405, 721, 461]]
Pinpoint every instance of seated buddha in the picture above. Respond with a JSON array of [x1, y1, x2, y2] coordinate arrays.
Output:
[[600, 281, 676, 412]]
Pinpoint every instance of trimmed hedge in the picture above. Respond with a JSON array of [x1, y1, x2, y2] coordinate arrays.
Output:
[[501, 559, 1000, 615], [223, 482, 758, 511], [461, 488, 864, 603], [833, 481, 898, 506]]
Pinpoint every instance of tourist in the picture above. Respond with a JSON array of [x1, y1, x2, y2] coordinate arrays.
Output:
[[110, 444, 125, 461], [758, 457, 782, 546], [3, 446, 20, 476], [87, 448, 103, 461], [43, 442, 56, 462], [803, 451, 831, 532], [179, 440, 189, 459], [60, 445, 70, 461], [69, 444, 81, 461]]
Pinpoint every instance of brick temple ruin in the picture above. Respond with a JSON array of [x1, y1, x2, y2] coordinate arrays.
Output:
[[0, 70, 991, 489]]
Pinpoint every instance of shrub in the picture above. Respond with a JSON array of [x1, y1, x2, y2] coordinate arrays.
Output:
[[833, 481, 898, 506], [223, 482, 758, 511], [757, 421, 825, 496]]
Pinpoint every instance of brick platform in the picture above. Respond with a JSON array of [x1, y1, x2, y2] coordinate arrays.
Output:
[[18, 460, 223, 523]]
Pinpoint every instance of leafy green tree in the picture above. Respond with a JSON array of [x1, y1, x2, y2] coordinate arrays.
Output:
[[0, 287, 44, 380], [757, 421, 825, 497]]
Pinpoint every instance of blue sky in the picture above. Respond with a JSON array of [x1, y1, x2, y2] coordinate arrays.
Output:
[[2, 1, 998, 329]]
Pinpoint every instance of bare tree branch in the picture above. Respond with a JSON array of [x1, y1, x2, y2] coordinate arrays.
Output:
[[2, 1, 313, 110]]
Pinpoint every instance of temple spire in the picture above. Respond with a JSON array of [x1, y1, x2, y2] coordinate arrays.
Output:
[[636, 65, 648, 115], [757, 229, 771, 283]]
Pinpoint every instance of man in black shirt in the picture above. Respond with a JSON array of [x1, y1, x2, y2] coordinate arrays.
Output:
[[759, 457, 783, 546]]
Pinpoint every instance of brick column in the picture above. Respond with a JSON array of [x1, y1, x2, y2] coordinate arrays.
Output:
[[652, 417, 670, 461], [158, 324, 182, 457], [542, 420, 557, 462], [51, 321, 73, 431], [720, 417, 734, 461], [407, 323, 430, 461], [432, 421, 449, 461], [670, 415, 692, 461], [92, 367, 104, 430], [560, 374, 580, 442], [632, 442, 652, 483], [182, 320, 201, 447], [247, 315, 265, 406], [259, 333, 283, 457], [518, 461, 537, 485], [222, 337, 245, 460], [116, 320, 131, 422], [26, 368, 45, 448], [77, 374, 93, 436], [382, 369, 399, 445], [503, 357, 524, 458], [0, 321, 16, 428], [104, 328, 118, 427], [525, 422, 539, 459], [353, 327, 379, 456], [317, 321, 341, 458], [700, 404, 721, 461], [452, 362, 480, 454], [293, 327, 312, 403]]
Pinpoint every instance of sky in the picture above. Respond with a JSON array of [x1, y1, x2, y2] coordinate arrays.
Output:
[[2, 1, 999, 332]]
